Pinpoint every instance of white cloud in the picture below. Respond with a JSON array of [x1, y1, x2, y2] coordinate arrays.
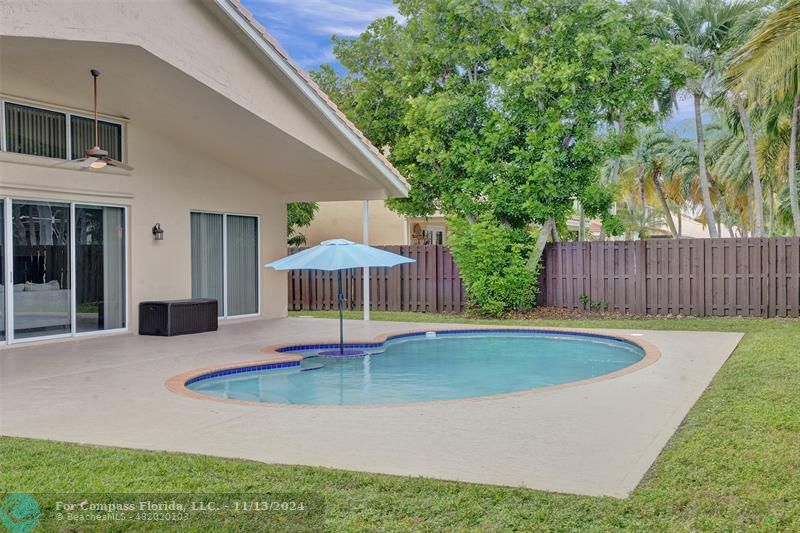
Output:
[[248, 0, 397, 25], [241, 0, 398, 70]]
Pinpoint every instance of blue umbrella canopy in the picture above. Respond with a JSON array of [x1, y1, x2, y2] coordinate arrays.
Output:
[[265, 239, 415, 271], [265, 239, 415, 355]]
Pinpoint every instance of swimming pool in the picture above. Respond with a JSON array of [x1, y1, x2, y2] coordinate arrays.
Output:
[[182, 330, 647, 406]]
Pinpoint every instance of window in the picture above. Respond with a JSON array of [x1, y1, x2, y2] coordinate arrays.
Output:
[[4, 103, 67, 159], [191, 212, 259, 318], [70, 115, 122, 161], [424, 229, 445, 245], [2, 99, 123, 161]]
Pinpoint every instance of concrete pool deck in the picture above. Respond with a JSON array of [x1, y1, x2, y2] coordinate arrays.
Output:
[[0, 318, 742, 497]]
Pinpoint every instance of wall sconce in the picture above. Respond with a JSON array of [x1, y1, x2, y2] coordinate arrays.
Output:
[[152, 223, 164, 241]]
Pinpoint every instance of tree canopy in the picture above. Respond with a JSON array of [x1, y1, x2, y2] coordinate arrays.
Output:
[[312, 0, 689, 314], [315, 0, 687, 234]]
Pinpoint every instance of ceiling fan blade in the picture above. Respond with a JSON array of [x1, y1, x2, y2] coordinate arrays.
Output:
[[107, 158, 133, 171], [79, 157, 98, 168], [53, 158, 84, 167]]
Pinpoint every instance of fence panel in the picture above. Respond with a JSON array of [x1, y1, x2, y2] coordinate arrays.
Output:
[[540, 237, 800, 317], [288, 238, 799, 317], [287, 245, 467, 313]]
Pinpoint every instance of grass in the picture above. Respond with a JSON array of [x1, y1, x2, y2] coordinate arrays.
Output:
[[2, 312, 799, 531]]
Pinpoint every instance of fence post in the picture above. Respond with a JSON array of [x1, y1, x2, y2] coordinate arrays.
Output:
[[635, 240, 647, 315], [430, 245, 440, 313]]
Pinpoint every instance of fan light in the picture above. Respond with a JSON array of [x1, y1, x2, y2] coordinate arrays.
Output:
[[90, 159, 107, 169]]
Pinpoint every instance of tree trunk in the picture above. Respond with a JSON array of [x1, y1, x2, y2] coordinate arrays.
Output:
[[708, 175, 736, 238], [602, 114, 625, 242], [677, 209, 682, 237], [789, 89, 800, 236], [608, 113, 625, 183], [638, 165, 646, 207], [578, 202, 585, 241], [736, 94, 765, 237], [693, 92, 718, 237], [529, 219, 555, 271], [653, 171, 678, 237], [769, 182, 775, 235]]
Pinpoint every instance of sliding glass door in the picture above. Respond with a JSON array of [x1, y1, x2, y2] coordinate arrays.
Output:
[[191, 212, 259, 318], [11, 200, 71, 340], [0, 198, 127, 343], [0, 201, 5, 342], [226, 215, 259, 316], [75, 205, 126, 333], [191, 212, 224, 309]]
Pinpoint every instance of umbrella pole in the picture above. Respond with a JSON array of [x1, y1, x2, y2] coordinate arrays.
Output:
[[337, 269, 344, 354]]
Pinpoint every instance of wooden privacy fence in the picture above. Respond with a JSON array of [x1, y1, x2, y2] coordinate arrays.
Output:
[[287, 245, 465, 313], [540, 238, 800, 317]]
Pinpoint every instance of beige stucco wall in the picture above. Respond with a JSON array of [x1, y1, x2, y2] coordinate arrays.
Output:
[[1, 115, 288, 332], [0, 0, 403, 201], [302, 201, 408, 246], [303, 201, 451, 246], [0, 0, 404, 340]]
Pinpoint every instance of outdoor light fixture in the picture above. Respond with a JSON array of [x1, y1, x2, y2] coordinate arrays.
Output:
[[152, 223, 164, 241], [89, 159, 108, 169]]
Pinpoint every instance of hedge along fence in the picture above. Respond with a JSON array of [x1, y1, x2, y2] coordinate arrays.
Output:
[[540, 238, 800, 317], [287, 245, 465, 313]]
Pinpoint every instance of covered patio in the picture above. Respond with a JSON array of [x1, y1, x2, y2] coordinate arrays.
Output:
[[0, 318, 741, 497]]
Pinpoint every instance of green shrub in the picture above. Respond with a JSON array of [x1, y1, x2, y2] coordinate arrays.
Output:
[[448, 216, 539, 317]]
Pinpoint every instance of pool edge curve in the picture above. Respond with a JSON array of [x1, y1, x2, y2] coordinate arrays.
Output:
[[165, 326, 661, 409]]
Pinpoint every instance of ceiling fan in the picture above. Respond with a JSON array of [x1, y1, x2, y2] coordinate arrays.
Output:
[[71, 69, 132, 171]]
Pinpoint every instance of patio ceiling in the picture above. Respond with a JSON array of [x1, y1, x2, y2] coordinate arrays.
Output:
[[0, 36, 395, 202]]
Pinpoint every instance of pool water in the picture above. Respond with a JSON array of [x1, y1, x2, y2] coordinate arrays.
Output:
[[187, 331, 645, 405]]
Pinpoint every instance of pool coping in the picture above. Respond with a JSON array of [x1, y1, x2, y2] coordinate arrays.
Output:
[[165, 326, 661, 409]]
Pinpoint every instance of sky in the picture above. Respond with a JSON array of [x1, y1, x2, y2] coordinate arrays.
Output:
[[240, 0, 397, 71], [240, 0, 695, 137]]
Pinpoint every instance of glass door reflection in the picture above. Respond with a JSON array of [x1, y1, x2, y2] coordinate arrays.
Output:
[[75, 205, 126, 333], [12, 200, 71, 339], [1, 200, 5, 342]]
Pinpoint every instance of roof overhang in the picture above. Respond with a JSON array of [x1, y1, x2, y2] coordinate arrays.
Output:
[[211, 0, 408, 199]]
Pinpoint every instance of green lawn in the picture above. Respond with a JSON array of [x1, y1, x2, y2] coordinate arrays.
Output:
[[2, 313, 799, 531]]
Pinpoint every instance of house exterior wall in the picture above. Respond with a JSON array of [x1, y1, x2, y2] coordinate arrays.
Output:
[[302, 201, 451, 247], [0, 0, 368, 181], [0, 0, 406, 202], [302, 201, 407, 246], [0, 1, 405, 343], [1, 113, 288, 335]]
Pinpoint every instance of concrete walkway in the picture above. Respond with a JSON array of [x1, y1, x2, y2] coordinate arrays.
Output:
[[0, 318, 742, 497]]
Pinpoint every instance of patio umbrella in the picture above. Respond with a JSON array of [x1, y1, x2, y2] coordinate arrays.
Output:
[[266, 239, 414, 355]]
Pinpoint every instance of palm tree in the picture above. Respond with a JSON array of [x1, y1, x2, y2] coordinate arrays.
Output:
[[658, 0, 755, 237], [667, 135, 741, 235], [727, 0, 800, 234], [729, 92, 767, 235], [759, 100, 794, 234], [619, 130, 682, 237], [616, 195, 666, 239], [706, 116, 763, 235]]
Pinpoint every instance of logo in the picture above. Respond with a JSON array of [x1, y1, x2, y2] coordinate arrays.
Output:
[[0, 493, 40, 533]]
